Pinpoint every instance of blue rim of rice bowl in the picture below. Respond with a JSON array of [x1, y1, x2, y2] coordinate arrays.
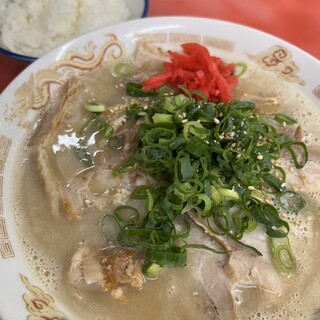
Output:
[[0, 0, 149, 63]]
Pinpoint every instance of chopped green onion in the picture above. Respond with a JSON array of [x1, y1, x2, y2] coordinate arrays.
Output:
[[126, 103, 147, 123], [190, 90, 209, 101], [112, 62, 135, 77], [183, 120, 210, 141], [84, 102, 106, 113], [175, 93, 190, 106], [270, 237, 296, 274], [152, 113, 174, 124], [217, 188, 240, 201], [210, 186, 223, 206], [274, 113, 297, 125], [130, 185, 154, 200], [227, 232, 262, 256], [262, 173, 285, 192], [233, 209, 257, 236], [126, 82, 157, 97], [113, 160, 140, 175], [99, 214, 121, 242], [175, 154, 194, 181], [146, 246, 187, 267], [114, 205, 140, 225], [234, 62, 248, 77], [286, 141, 308, 169], [251, 203, 289, 238], [182, 243, 229, 255], [143, 261, 162, 278], [188, 193, 212, 217], [99, 87, 308, 269], [142, 145, 172, 164], [249, 189, 265, 202], [118, 227, 173, 251]]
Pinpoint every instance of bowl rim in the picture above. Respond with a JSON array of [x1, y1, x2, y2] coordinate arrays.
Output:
[[0, 47, 37, 63], [0, 16, 320, 320], [0, 0, 149, 63]]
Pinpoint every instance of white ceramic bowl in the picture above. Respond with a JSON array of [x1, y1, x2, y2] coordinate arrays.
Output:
[[0, 16, 319, 320]]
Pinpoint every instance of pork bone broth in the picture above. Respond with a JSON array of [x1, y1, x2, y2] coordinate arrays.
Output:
[[13, 47, 320, 320]]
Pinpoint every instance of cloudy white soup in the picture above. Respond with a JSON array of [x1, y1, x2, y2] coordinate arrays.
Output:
[[13, 43, 320, 319]]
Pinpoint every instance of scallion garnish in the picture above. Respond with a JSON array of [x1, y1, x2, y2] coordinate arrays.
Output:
[[84, 102, 106, 113], [112, 62, 135, 78], [274, 113, 297, 125], [270, 237, 296, 274], [97, 85, 307, 272], [126, 82, 158, 97]]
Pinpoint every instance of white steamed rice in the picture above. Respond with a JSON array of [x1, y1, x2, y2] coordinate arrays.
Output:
[[0, 0, 130, 57]]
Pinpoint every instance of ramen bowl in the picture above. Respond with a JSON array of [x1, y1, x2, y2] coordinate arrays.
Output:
[[0, 16, 320, 320]]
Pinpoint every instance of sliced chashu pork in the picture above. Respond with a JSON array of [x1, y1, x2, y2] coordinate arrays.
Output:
[[37, 77, 120, 220], [186, 224, 238, 319], [37, 76, 152, 220], [37, 40, 171, 221], [187, 211, 283, 320], [37, 77, 88, 220], [68, 242, 144, 304]]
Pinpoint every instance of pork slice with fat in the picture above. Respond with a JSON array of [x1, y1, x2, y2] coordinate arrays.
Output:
[[37, 77, 92, 220], [187, 212, 283, 319], [68, 242, 145, 304], [37, 76, 151, 220]]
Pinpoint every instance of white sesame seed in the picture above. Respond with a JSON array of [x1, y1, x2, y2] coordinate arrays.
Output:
[[236, 154, 241, 159], [181, 119, 188, 123], [281, 183, 286, 188], [257, 154, 264, 160], [214, 118, 220, 124], [248, 186, 255, 190]]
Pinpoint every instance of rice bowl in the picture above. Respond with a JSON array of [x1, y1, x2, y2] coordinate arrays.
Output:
[[0, 0, 149, 62]]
